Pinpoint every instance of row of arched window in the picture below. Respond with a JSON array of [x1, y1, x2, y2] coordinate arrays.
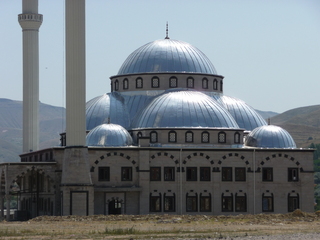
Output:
[[112, 76, 223, 91], [142, 131, 241, 144]]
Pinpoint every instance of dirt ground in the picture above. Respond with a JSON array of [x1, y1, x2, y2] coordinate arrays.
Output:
[[0, 210, 319, 239]]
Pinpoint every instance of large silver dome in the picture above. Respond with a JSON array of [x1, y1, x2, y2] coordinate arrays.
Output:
[[118, 39, 217, 75], [86, 93, 131, 130], [86, 124, 133, 147], [244, 125, 296, 148], [212, 95, 267, 131], [132, 90, 239, 129]]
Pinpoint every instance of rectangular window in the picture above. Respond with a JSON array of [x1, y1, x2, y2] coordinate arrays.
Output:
[[164, 196, 175, 212], [200, 167, 211, 181], [186, 167, 197, 181], [288, 168, 299, 181], [235, 167, 246, 181], [235, 196, 247, 212], [262, 168, 273, 181], [222, 167, 232, 181], [222, 196, 233, 212], [200, 196, 211, 212], [150, 167, 161, 181], [262, 196, 274, 212], [150, 196, 161, 212], [98, 167, 110, 181], [121, 167, 132, 181], [186, 196, 197, 212], [164, 167, 175, 181], [288, 196, 299, 212]]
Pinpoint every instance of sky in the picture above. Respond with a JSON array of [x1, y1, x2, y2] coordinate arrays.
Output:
[[0, 0, 319, 113]]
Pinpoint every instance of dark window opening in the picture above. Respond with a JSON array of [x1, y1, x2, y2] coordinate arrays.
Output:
[[186, 167, 197, 181], [164, 196, 175, 212], [164, 167, 175, 181], [262, 195, 274, 212], [123, 79, 128, 89], [150, 196, 161, 212], [121, 167, 132, 181], [288, 196, 299, 212], [213, 79, 218, 90], [222, 196, 233, 212], [200, 167, 211, 181], [98, 167, 110, 181], [262, 168, 273, 181], [235, 167, 246, 181], [186, 196, 197, 212], [150, 167, 161, 181], [200, 196, 211, 212], [235, 195, 247, 212], [115, 80, 119, 91], [288, 168, 299, 181], [222, 167, 232, 181]]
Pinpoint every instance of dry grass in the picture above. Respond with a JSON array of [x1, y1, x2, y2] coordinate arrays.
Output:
[[0, 210, 319, 239]]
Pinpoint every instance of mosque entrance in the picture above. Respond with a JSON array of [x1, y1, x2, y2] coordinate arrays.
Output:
[[108, 200, 122, 215]]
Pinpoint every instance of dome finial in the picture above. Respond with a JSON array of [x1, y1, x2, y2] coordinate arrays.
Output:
[[165, 22, 170, 39]]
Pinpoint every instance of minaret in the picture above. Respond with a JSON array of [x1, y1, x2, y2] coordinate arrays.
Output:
[[18, 0, 42, 153], [61, 0, 93, 216]]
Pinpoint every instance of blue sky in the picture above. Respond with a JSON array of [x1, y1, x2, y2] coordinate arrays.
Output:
[[1, 0, 319, 113]]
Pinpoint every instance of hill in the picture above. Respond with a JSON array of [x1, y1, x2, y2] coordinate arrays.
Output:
[[0, 98, 65, 162], [270, 105, 320, 148]]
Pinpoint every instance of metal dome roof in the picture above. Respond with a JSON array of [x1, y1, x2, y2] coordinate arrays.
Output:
[[117, 39, 217, 75], [212, 95, 267, 131], [244, 125, 296, 148], [132, 90, 239, 129], [86, 93, 130, 130], [86, 124, 133, 147]]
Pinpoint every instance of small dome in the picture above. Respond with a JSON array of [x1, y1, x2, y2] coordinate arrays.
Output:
[[86, 124, 133, 147], [118, 39, 217, 75], [132, 90, 239, 129], [86, 93, 130, 130], [244, 125, 296, 148], [212, 95, 267, 131]]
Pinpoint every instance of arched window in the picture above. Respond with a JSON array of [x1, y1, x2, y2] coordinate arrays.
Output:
[[234, 132, 240, 144], [202, 78, 208, 89], [136, 77, 143, 88], [262, 193, 274, 212], [213, 79, 218, 90], [151, 77, 159, 88], [235, 193, 247, 212], [218, 132, 226, 143], [187, 77, 194, 88], [150, 131, 158, 143], [114, 80, 119, 91], [168, 131, 177, 142], [137, 132, 142, 138], [185, 131, 193, 142], [288, 193, 299, 212], [111, 82, 113, 92], [201, 131, 209, 143], [169, 77, 177, 88], [123, 78, 128, 89], [220, 80, 223, 91]]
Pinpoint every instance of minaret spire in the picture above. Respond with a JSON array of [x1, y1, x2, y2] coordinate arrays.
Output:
[[165, 22, 170, 39]]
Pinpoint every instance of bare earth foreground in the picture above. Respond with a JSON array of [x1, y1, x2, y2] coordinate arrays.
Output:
[[0, 210, 319, 239]]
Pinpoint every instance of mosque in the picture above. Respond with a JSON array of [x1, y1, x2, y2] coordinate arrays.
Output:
[[0, 0, 314, 220]]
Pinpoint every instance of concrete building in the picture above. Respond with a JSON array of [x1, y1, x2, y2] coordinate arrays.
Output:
[[0, 1, 314, 220]]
